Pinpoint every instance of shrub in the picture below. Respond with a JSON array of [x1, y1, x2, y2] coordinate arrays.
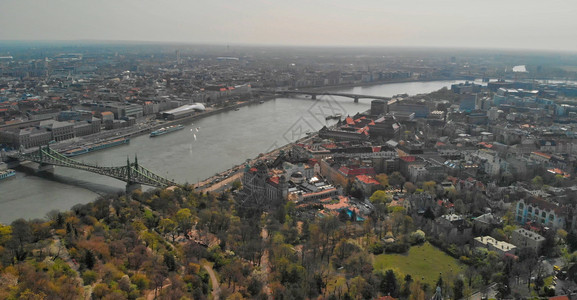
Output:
[[369, 242, 385, 254], [82, 270, 98, 285], [385, 241, 410, 254]]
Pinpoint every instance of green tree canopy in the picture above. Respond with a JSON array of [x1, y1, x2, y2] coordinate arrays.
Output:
[[370, 190, 389, 205], [376, 174, 389, 188]]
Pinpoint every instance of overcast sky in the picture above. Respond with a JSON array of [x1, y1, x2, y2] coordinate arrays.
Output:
[[1, 0, 575, 51]]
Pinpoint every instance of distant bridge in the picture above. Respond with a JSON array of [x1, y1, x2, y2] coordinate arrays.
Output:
[[11, 145, 177, 192], [259, 89, 391, 103]]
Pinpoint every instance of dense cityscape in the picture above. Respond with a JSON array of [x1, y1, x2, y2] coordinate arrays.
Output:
[[1, 42, 577, 300]]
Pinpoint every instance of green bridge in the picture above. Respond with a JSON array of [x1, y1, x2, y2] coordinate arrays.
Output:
[[12, 145, 177, 192]]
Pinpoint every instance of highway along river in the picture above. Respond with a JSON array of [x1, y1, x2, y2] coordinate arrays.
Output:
[[0, 80, 467, 223]]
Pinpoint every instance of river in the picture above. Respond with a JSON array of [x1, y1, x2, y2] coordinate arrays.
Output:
[[0, 80, 469, 223]]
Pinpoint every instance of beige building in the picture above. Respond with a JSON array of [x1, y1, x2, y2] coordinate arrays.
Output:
[[474, 236, 517, 257], [510, 228, 545, 253], [39, 120, 74, 142], [0, 127, 52, 149]]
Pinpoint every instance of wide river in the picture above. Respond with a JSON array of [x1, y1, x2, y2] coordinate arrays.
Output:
[[0, 80, 468, 223]]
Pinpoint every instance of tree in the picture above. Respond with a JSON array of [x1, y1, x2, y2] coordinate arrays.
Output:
[[423, 207, 435, 220], [491, 228, 507, 241], [409, 280, 425, 300], [376, 174, 389, 188], [0, 223, 12, 245], [423, 181, 437, 195], [542, 229, 560, 257], [232, 180, 242, 191], [84, 250, 95, 270], [558, 229, 568, 243], [159, 218, 177, 242], [175, 208, 193, 238], [78, 271, 97, 288], [7, 218, 33, 262], [349, 185, 364, 200], [380, 269, 399, 297], [118, 275, 132, 293], [370, 190, 389, 205], [404, 182, 417, 194], [151, 265, 169, 297], [164, 252, 177, 272], [464, 266, 477, 288], [532, 176, 544, 189], [410, 230, 426, 245], [453, 278, 464, 300], [451, 199, 464, 215], [518, 248, 539, 289], [389, 172, 406, 191], [401, 274, 413, 298]]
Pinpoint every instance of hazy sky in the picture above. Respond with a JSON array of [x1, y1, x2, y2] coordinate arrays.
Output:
[[1, 0, 575, 51]]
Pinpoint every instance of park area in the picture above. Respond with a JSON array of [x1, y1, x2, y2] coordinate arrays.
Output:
[[374, 242, 465, 287]]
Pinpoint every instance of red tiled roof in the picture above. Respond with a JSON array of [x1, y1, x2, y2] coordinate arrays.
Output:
[[339, 166, 376, 177], [308, 158, 319, 165], [356, 126, 369, 134], [268, 176, 280, 184], [400, 156, 416, 162], [532, 151, 552, 159], [478, 142, 493, 148], [548, 168, 571, 178], [345, 116, 355, 125], [356, 175, 380, 185]]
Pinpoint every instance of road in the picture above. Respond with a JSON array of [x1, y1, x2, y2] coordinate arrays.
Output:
[[200, 172, 243, 193], [194, 132, 315, 193], [203, 262, 221, 300], [260, 227, 273, 300]]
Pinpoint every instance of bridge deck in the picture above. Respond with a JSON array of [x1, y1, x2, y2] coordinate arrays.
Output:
[[260, 90, 391, 100], [13, 146, 176, 189]]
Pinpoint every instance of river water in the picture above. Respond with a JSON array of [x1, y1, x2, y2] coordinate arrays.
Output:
[[0, 80, 466, 223]]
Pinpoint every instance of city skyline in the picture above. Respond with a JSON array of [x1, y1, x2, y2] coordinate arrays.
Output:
[[1, 0, 576, 52]]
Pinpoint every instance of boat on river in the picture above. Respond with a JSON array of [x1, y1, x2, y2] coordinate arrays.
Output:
[[62, 137, 130, 157], [150, 125, 185, 137], [0, 169, 15, 181]]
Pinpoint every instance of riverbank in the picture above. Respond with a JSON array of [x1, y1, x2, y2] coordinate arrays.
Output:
[[18, 77, 457, 189], [0, 79, 468, 224], [50, 76, 466, 155], [296, 76, 468, 93]]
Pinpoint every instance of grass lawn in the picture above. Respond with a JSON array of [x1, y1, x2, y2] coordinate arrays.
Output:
[[374, 242, 465, 287]]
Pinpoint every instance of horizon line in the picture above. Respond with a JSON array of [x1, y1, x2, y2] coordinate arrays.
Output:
[[1, 39, 576, 55]]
